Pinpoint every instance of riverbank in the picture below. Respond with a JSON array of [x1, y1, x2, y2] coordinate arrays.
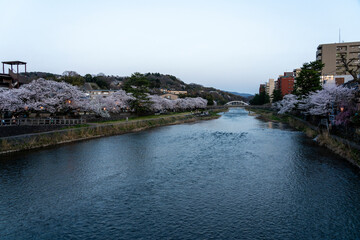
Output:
[[0, 109, 226, 155], [246, 107, 360, 168]]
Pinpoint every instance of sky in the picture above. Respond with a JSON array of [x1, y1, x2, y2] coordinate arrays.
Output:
[[2, 0, 360, 94]]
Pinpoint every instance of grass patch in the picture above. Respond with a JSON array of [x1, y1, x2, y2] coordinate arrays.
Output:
[[93, 112, 192, 124]]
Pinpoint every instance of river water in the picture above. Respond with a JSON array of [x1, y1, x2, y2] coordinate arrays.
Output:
[[1, 108, 360, 239]]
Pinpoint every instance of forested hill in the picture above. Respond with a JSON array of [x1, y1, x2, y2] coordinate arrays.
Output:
[[23, 71, 246, 105], [139, 73, 246, 105]]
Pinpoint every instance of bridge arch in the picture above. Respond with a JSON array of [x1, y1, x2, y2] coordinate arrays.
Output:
[[225, 101, 249, 106]]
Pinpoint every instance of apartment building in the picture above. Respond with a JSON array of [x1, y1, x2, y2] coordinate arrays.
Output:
[[317, 41, 360, 85], [293, 68, 301, 79], [277, 72, 295, 96], [259, 84, 266, 94], [265, 79, 275, 98]]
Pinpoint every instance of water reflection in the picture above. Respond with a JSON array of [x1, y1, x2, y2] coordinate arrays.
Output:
[[0, 108, 360, 239]]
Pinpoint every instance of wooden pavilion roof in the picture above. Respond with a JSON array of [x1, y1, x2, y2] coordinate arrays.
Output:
[[2, 61, 27, 65]]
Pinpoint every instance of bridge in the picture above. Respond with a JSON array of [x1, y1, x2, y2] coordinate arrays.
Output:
[[225, 101, 249, 106]]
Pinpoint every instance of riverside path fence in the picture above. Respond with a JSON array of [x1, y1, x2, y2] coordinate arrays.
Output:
[[0, 118, 86, 127]]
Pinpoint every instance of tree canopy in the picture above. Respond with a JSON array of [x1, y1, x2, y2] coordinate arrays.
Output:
[[274, 85, 356, 125], [293, 60, 324, 97], [0, 79, 208, 117], [271, 89, 283, 102], [249, 91, 270, 105]]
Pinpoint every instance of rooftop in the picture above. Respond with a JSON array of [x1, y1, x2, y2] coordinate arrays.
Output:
[[2, 61, 27, 65], [318, 41, 360, 47]]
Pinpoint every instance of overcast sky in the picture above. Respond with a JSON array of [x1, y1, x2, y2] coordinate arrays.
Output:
[[2, 0, 360, 94]]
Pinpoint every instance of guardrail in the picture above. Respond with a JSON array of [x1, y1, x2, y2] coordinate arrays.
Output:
[[0, 118, 86, 127]]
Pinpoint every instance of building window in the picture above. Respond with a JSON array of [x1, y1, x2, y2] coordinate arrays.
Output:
[[336, 46, 347, 51], [335, 78, 345, 86]]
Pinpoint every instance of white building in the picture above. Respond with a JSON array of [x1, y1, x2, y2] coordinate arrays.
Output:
[[265, 79, 275, 101], [321, 74, 356, 87]]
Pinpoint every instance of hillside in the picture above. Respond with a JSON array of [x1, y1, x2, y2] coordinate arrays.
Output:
[[227, 92, 253, 98], [22, 72, 246, 105], [124, 73, 246, 105]]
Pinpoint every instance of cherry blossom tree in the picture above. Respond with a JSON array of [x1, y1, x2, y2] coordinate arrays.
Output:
[[274, 85, 356, 125], [147, 96, 207, 112], [91, 90, 134, 114], [273, 94, 298, 114], [0, 89, 24, 112], [148, 95, 175, 112], [172, 98, 203, 111], [0, 78, 208, 117], [21, 78, 89, 113], [0, 78, 91, 114], [299, 85, 355, 116]]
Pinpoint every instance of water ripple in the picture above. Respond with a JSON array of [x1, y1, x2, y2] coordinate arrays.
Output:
[[1, 108, 360, 239]]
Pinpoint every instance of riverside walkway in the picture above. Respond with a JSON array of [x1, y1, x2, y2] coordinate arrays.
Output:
[[0, 118, 86, 127]]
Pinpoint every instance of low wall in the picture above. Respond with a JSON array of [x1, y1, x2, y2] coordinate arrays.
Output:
[[0, 125, 64, 138], [0, 113, 221, 155]]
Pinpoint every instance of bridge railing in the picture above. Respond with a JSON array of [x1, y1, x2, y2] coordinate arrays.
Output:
[[225, 101, 249, 106], [0, 118, 86, 127]]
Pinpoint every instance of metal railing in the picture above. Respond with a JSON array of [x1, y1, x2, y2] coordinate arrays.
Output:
[[0, 118, 86, 127]]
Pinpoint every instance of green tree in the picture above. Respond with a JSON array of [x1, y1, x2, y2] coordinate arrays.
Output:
[[271, 89, 283, 102], [61, 75, 85, 86], [84, 74, 93, 82], [293, 60, 324, 97], [123, 72, 151, 92], [95, 78, 108, 89], [123, 73, 152, 115], [249, 91, 270, 105], [205, 94, 214, 106]]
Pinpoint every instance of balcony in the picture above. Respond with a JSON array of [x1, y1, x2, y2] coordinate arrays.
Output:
[[350, 45, 360, 50], [336, 46, 347, 52], [336, 53, 347, 59]]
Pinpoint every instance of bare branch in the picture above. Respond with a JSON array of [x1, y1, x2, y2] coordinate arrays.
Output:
[[339, 53, 359, 82]]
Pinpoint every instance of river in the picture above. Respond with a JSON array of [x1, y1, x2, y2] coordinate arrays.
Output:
[[1, 108, 360, 239]]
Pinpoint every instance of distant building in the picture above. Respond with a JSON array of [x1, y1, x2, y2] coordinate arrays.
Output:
[[169, 90, 187, 95], [293, 68, 301, 78], [85, 89, 118, 99], [259, 84, 266, 94], [278, 72, 295, 96], [317, 41, 360, 76], [83, 82, 118, 99], [321, 74, 354, 86], [160, 89, 187, 95], [265, 79, 275, 100], [317, 41, 360, 85], [275, 80, 279, 90], [161, 93, 179, 100]]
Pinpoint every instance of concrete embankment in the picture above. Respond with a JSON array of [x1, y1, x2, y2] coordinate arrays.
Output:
[[0, 111, 224, 155], [246, 107, 360, 169]]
